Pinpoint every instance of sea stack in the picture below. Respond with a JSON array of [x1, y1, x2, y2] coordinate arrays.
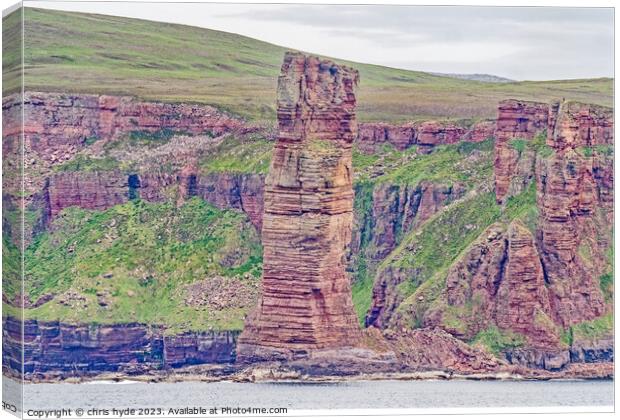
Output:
[[236, 52, 363, 362]]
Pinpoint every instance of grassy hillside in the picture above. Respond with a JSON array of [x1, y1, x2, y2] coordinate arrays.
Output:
[[7, 7, 612, 122], [13, 198, 262, 332]]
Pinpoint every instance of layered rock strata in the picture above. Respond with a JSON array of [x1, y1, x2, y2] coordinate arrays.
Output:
[[1, 91, 252, 165], [45, 172, 130, 220], [4, 313, 612, 377], [357, 120, 495, 153], [1, 92, 258, 204], [237, 53, 363, 362], [195, 173, 265, 230], [494, 99, 549, 204], [42, 171, 265, 230], [536, 101, 612, 327], [494, 222, 558, 346], [2, 317, 237, 378], [350, 182, 465, 263], [365, 98, 613, 371], [417, 99, 614, 366], [424, 222, 559, 348]]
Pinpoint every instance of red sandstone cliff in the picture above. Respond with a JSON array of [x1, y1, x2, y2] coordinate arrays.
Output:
[[45, 172, 129, 220], [2, 92, 258, 202], [368, 98, 612, 370], [357, 120, 494, 154], [8, 92, 251, 161], [43, 170, 265, 231], [424, 222, 560, 347], [493, 99, 549, 204], [536, 101, 612, 327], [237, 53, 363, 362], [417, 99, 614, 360], [432, 99, 612, 340]]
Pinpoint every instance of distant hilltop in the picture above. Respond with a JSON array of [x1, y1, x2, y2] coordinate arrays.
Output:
[[431, 72, 515, 83]]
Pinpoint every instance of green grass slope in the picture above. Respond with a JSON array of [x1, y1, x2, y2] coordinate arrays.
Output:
[[9, 7, 612, 122], [12, 198, 262, 332]]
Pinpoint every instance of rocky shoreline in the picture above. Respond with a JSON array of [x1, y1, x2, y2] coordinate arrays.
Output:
[[6, 361, 614, 384], [3, 314, 614, 384]]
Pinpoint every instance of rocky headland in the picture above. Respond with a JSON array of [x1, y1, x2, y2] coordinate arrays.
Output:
[[2, 53, 613, 382]]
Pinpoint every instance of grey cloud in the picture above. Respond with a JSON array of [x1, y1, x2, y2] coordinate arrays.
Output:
[[221, 5, 613, 43], [29, 2, 614, 80], [218, 5, 614, 79]]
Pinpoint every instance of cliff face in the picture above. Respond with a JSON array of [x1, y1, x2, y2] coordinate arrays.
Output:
[[350, 182, 465, 263], [361, 98, 613, 371], [356, 182, 467, 329], [495, 223, 558, 347], [237, 53, 363, 362], [45, 172, 129, 220], [43, 171, 265, 230], [494, 99, 549, 204], [357, 120, 495, 153], [419, 99, 613, 365], [357, 123, 416, 152], [2, 317, 237, 378], [425, 222, 559, 347], [6, 91, 250, 160], [195, 173, 265, 230], [3, 78, 613, 375], [6, 88, 499, 248], [1, 92, 257, 203], [2, 91, 265, 247], [546, 101, 614, 150], [536, 101, 613, 327]]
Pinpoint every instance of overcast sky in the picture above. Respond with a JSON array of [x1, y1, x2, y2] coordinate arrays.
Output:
[[27, 1, 614, 81]]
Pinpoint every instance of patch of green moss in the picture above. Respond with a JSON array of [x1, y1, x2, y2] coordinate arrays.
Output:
[[352, 146, 380, 172], [509, 138, 527, 154], [102, 129, 189, 154], [2, 235, 22, 299], [593, 144, 614, 156], [376, 141, 493, 188], [83, 136, 98, 146], [511, 131, 554, 158], [396, 268, 449, 329], [440, 304, 472, 336], [352, 138, 494, 186], [54, 155, 120, 172], [199, 136, 273, 174], [600, 273, 613, 302], [571, 313, 613, 343], [351, 257, 375, 325], [307, 138, 337, 153], [386, 192, 500, 276], [457, 137, 495, 154], [350, 181, 377, 324], [472, 325, 526, 356], [530, 130, 550, 151], [503, 181, 537, 223], [578, 146, 594, 158]]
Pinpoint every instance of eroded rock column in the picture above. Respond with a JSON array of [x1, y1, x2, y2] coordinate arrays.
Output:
[[494, 99, 549, 204], [536, 101, 612, 327], [237, 52, 362, 362]]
